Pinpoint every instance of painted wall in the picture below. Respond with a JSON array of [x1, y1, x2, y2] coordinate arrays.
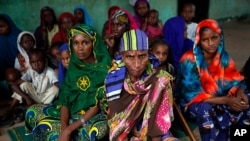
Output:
[[0, 0, 249, 35], [209, 0, 250, 20]]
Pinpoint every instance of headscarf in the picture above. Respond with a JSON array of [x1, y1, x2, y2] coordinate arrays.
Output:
[[177, 19, 245, 107], [52, 12, 75, 44], [54, 24, 111, 115], [105, 29, 159, 101], [107, 9, 138, 34], [163, 16, 193, 74], [0, 14, 22, 80], [73, 5, 93, 26], [16, 31, 36, 73], [58, 43, 69, 87]]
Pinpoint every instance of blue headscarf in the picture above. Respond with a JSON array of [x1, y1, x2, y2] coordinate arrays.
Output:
[[73, 5, 93, 26], [0, 14, 22, 80], [163, 16, 193, 74], [58, 43, 69, 87]]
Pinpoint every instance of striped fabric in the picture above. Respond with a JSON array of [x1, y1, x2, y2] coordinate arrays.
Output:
[[120, 29, 148, 52], [105, 29, 150, 101]]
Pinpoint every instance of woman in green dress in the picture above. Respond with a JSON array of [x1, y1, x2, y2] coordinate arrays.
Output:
[[25, 24, 111, 141]]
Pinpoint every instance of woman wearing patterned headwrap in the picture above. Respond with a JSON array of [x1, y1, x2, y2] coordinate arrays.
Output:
[[104, 9, 138, 59], [176, 19, 250, 141], [25, 24, 111, 141], [105, 29, 178, 141]]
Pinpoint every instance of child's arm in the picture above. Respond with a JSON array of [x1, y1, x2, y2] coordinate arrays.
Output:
[[11, 79, 34, 106]]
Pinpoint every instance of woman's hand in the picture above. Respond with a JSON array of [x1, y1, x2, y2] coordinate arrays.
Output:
[[226, 96, 249, 112], [104, 33, 115, 48], [58, 127, 71, 141]]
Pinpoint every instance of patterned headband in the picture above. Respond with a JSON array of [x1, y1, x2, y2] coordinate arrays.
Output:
[[120, 29, 148, 52], [112, 10, 129, 24]]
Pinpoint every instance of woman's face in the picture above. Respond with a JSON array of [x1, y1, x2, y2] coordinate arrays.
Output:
[[61, 50, 70, 69], [111, 18, 127, 38], [200, 28, 221, 55], [151, 44, 169, 65], [61, 17, 74, 31], [20, 34, 35, 52], [0, 19, 10, 35], [74, 9, 84, 23], [72, 34, 94, 63], [122, 50, 148, 82], [135, 2, 149, 17], [42, 10, 54, 25]]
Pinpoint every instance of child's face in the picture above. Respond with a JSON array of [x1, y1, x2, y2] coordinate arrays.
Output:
[[111, 18, 127, 39], [30, 53, 46, 74], [151, 44, 169, 65], [135, 2, 149, 17], [72, 34, 94, 62], [50, 46, 60, 63], [61, 50, 70, 69], [20, 34, 35, 52], [148, 12, 158, 26], [180, 4, 195, 23]]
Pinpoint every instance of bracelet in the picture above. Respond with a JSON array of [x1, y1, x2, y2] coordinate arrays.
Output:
[[80, 117, 86, 127]]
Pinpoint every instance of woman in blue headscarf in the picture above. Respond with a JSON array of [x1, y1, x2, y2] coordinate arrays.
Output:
[[73, 5, 93, 26], [163, 16, 193, 75], [0, 14, 22, 95]]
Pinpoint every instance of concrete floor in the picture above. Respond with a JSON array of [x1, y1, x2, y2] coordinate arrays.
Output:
[[0, 20, 249, 141]]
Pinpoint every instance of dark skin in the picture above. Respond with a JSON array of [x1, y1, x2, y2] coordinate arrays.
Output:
[[104, 18, 127, 58], [43, 9, 55, 31], [0, 19, 10, 35], [1, 68, 21, 120], [19, 34, 35, 54], [58, 33, 99, 141], [200, 28, 248, 112], [121, 50, 161, 141]]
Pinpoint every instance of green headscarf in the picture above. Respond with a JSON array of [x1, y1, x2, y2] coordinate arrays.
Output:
[[54, 24, 111, 115]]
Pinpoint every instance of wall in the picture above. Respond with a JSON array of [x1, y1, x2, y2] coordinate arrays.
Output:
[[0, 0, 250, 35], [0, 0, 177, 35]]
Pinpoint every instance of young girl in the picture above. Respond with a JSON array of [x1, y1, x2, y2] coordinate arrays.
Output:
[[58, 43, 70, 86], [14, 31, 36, 74], [142, 9, 163, 45], [150, 39, 175, 77]]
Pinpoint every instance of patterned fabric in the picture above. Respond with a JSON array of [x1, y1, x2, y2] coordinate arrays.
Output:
[[177, 19, 248, 141], [107, 70, 174, 141], [177, 19, 246, 108], [107, 8, 138, 34], [58, 43, 69, 86], [25, 104, 108, 141], [25, 24, 111, 141], [73, 5, 94, 26], [14, 31, 36, 74], [105, 29, 157, 101], [120, 29, 148, 52]]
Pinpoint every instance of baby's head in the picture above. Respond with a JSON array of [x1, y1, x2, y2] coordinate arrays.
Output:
[[150, 39, 171, 66], [147, 9, 159, 26], [5, 68, 21, 86], [28, 48, 47, 74]]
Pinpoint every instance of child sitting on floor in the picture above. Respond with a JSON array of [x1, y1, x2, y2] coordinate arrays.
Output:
[[11, 48, 59, 105]]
